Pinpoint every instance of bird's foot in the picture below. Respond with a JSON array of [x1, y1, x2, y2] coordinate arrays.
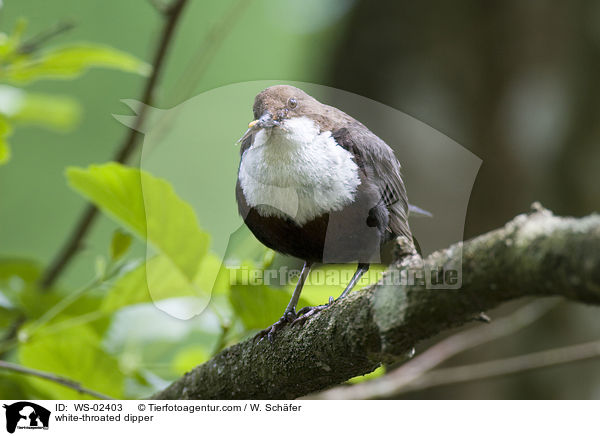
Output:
[[291, 297, 334, 327], [254, 310, 297, 343]]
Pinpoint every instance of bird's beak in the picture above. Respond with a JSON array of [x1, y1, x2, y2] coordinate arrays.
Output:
[[250, 111, 279, 129], [237, 112, 279, 145]]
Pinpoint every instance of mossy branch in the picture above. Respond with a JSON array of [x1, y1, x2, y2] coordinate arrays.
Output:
[[152, 204, 600, 400]]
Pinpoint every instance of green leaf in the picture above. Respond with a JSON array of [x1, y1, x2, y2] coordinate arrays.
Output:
[[0, 373, 30, 400], [197, 252, 230, 296], [0, 43, 151, 84], [0, 115, 13, 165], [102, 252, 225, 312], [348, 365, 385, 384], [229, 284, 310, 331], [110, 230, 132, 261], [0, 259, 92, 327], [67, 163, 209, 280], [172, 346, 210, 374], [228, 264, 386, 331], [0, 260, 105, 325], [0, 18, 27, 59], [102, 257, 195, 312], [0, 139, 10, 165], [11, 92, 81, 131], [0, 307, 19, 329], [0, 86, 81, 165], [0, 258, 41, 310], [19, 324, 123, 399], [95, 255, 107, 278], [0, 258, 40, 285]]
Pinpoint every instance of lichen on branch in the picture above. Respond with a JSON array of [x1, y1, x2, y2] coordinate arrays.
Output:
[[152, 204, 600, 400]]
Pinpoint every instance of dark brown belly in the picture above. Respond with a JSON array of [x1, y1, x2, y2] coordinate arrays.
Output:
[[243, 208, 328, 262], [237, 182, 389, 264]]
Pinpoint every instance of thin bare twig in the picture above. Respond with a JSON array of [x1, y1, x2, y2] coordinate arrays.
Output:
[[39, 0, 189, 289], [0, 315, 25, 359], [140, 0, 253, 153], [0, 360, 113, 400], [169, 0, 252, 105], [310, 299, 559, 399], [18, 20, 75, 54], [396, 339, 600, 395]]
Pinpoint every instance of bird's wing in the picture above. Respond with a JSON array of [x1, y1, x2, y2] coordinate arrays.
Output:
[[332, 126, 411, 240], [238, 129, 254, 156]]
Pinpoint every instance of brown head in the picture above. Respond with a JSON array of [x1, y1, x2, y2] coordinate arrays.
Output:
[[248, 85, 341, 131]]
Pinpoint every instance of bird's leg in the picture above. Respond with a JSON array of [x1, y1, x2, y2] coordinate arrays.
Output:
[[255, 261, 313, 342], [292, 263, 370, 326], [337, 262, 370, 300]]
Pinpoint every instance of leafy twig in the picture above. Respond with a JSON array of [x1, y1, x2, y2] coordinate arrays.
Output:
[[39, 0, 189, 289], [0, 360, 113, 399], [29, 262, 123, 339]]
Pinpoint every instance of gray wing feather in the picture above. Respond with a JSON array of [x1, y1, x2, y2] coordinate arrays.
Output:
[[332, 125, 412, 241], [238, 129, 253, 156]]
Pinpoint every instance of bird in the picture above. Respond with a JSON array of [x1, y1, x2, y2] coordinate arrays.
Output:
[[236, 85, 417, 341]]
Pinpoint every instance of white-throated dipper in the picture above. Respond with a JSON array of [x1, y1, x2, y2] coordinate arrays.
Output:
[[236, 85, 417, 341]]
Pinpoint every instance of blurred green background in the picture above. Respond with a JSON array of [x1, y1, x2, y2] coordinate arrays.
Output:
[[0, 0, 346, 284], [1, 0, 600, 399]]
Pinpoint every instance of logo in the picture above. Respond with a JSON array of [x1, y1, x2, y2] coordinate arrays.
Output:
[[2, 402, 50, 434]]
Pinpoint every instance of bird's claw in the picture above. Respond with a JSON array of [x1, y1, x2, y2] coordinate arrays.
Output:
[[254, 310, 297, 343], [291, 296, 335, 327], [255, 296, 335, 342]]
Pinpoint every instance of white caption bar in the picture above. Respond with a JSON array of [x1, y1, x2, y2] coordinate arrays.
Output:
[[0, 400, 593, 435]]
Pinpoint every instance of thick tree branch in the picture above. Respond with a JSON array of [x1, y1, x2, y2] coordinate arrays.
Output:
[[40, 0, 189, 289], [308, 299, 558, 399], [152, 205, 600, 400]]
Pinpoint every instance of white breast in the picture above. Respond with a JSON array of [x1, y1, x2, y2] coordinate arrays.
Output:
[[238, 116, 361, 225]]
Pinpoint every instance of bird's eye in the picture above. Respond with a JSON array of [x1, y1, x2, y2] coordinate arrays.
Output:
[[287, 97, 298, 109]]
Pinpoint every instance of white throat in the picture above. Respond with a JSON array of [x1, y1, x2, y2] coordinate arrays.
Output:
[[238, 116, 361, 225]]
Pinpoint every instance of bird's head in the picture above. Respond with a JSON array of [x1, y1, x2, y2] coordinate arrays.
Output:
[[250, 85, 314, 129], [245, 85, 327, 136]]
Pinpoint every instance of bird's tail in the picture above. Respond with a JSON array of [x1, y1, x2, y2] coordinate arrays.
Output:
[[408, 203, 432, 218]]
